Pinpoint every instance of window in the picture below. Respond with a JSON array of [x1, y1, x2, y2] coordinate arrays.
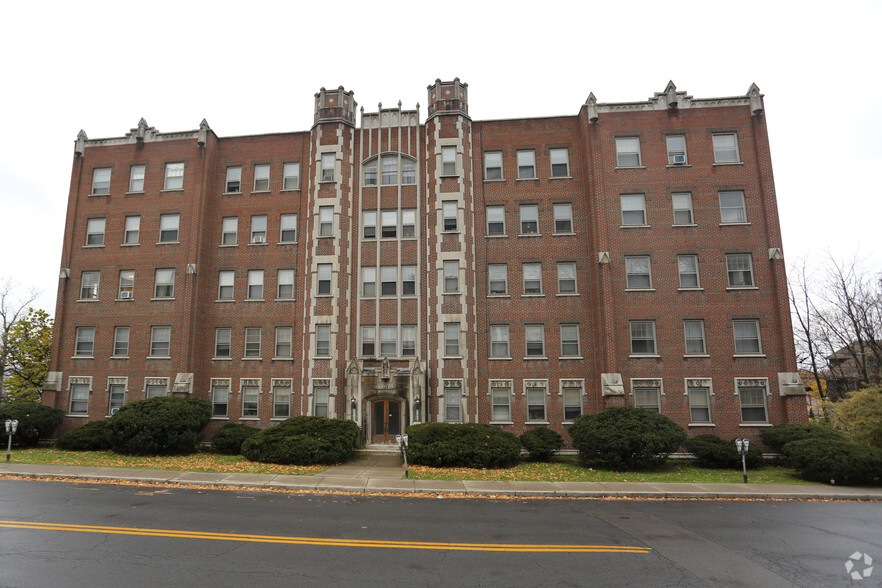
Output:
[[91, 168, 111, 195], [616, 137, 641, 167], [154, 269, 175, 298], [145, 380, 167, 398], [563, 385, 582, 421], [733, 320, 762, 355], [485, 151, 502, 180], [719, 191, 747, 223], [381, 266, 397, 296], [491, 385, 511, 422], [486, 206, 505, 235], [363, 160, 377, 186], [443, 201, 457, 231], [520, 204, 538, 234], [634, 383, 661, 412], [553, 203, 573, 234], [86, 218, 105, 246], [684, 320, 706, 355], [221, 217, 238, 245], [526, 382, 547, 421], [211, 380, 229, 417], [402, 265, 416, 296], [113, 326, 129, 357], [444, 323, 460, 356], [129, 165, 145, 192], [625, 256, 652, 289], [317, 264, 332, 295], [118, 270, 134, 299], [164, 162, 184, 190], [517, 150, 536, 179], [630, 321, 657, 355], [253, 164, 270, 191], [75, 327, 95, 356], [490, 325, 510, 357], [361, 326, 375, 356], [316, 325, 330, 356], [283, 162, 300, 190], [525, 325, 545, 357], [688, 385, 711, 423], [713, 133, 739, 163], [280, 214, 297, 243], [244, 327, 262, 357], [70, 381, 89, 414], [441, 146, 456, 175], [242, 383, 259, 417], [313, 384, 329, 417], [523, 263, 542, 295], [443, 260, 458, 293], [666, 135, 687, 165], [488, 264, 508, 295], [621, 194, 646, 226], [678, 255, 700, 288], [275, 327, 292, 358], [318, 206, 334, 237], [401, 325, 416, 356], [672, 193, 694, 225], [380, 326, 397, 356], [550, 148, 569, 177], [381, 210, 397, 238], [215, 328, 231, 358], [362, 267, 376, 297], [726, 254, 754, 287], [445, 387, 461, 422], [321, 153, 335, 182], [80, 271, 100, 300], [560, 324, 580, 357], [247, 269, 264, 300], [150, 326, 171, 357], [159, 214, 179, 243], [363, 211, 377, 239], [124, 215, 140, 245], [402, 209, 416, 238], [738, 381, 768, 423], [557, 262, 577, 294], [277, 269, 295, 299], [226, 166, 242, 193], [273, 381, 291, 418], [218, 271, 234, 300], [381, 155, 398, 185], [109, 382, 125, 413], [251, 215, 267, 243]]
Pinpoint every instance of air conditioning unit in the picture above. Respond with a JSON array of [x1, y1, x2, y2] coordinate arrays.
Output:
[[110, 407, 119, 415], [672, 154, 686, 165], [253, 236, 266, 243], [119, 291, 132, 299]]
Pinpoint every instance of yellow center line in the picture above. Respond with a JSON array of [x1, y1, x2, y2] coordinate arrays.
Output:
[[0, 520, 651, 553]]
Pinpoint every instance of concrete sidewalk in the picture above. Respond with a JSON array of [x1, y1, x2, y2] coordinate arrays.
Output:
[[2, 456, 880, 501]]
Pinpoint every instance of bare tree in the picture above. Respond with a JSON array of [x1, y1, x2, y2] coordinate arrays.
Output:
[[789, 258, 827, 398], [0, 278, 39, 400]]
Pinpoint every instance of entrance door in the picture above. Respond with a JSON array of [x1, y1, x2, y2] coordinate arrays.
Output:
[[371, 399, 401, 444]]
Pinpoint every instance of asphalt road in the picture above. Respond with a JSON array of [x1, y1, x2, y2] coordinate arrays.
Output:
[[0, 479, 879, 587]]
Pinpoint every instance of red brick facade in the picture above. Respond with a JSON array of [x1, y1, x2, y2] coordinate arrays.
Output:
[[43, 79, 807, 446]]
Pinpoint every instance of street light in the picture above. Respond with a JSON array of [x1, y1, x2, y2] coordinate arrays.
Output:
[[735, 438, 750, 484], [5, 419, 19, 462]]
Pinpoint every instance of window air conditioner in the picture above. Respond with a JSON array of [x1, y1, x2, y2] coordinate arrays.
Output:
[[253, 236, 266, 243], [110, 407, 119, 415], [119, 291, 132, 299], [672, 154, 686, 164]]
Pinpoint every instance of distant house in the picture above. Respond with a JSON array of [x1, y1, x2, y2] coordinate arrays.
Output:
[[826, 342, 881, 398]]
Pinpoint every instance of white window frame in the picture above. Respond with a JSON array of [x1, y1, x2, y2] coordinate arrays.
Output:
[[488, 264, 508, 295], [441, 146, 456, 176], [713, 133, 740, 163], [726, 254, 755, 288], [91, 167, 111, 195], [318, 206, 334, 237], [86, 217, 106, 246], [280, 214, 297, 243], [118, 270, 134, 299], [124, 215, 140, 245], [272, 379, 292, 418], [313, 383, 330, 417], [490, 325, 510, 358], [401, 209, 416, 238], [164, 162, 184, 190], [550, 148, 569, 177], [75, 326, 95, 357], [484, 151, 503, 180], [321, 153, 335, 182], [69, 378, 91, 414], [517, 150, 536, 179], [625, 256, 652, 290], [442, 201, 458, 232], [630, 320, 657, 356], [250, 215, 267, 244], [317, 264, 332, 295], [621, 194, 646, 226], [677, 255, 700, 289], [686, 381, 713, 424], [553, 203, 573, 234], [486, 205, 505, 236], [316, 324, 331, 356], [519, 204, 539, 235], [401, 265, 416, 296], [525, 380, 548, 422], [241, 380, 260, 418], [380, 266, 397, 296], [444, 323, 461, 357], [149, 326, 171, 357], [719, 191, 747, 224], [633, 379, 662, 412], [226, 166, 242, 193], [733, 320, 763, 355], [684, 320, 706, 355], [557, 262, 577, 295], [218, 270, 234, 300], [108, 378, 127, 414], [444, 385, 462, 422], [736, 378, 769, 423], [562, 380, 584, 422], [246, 269, 264, 300], [253, 164, 270, 192], [215, 327, 232, 358], [129, 165, 145, 192], [523, 263, 542, 295], [381, 155, 398, 185], [525, 324, 545, 358], [361, 325, 375, 356], [666, 135, 687, 165], [362, 267, 376, 297], [158, 214, 180, 243], [381, 210, 397, 238], [363, 211, 377, 239], [363, 159, 377, 186], [277, 269, 295, 300], [672, 193, 694, 226], [153, 268, 175, 299], [443, 260, 459, 293], [113, 326, 129, 357], [221, 217, 238, 245], [283, 162, 300, 190], [401, 325, 416, 357], [616, 137, 641, 167], [490, 382, 512, 423], [211, 378, 230, 417], [560, 324, 580, 357], [80, 271, 100, 300], [244, 327, 262, 358], [380, 325, 397, 356]]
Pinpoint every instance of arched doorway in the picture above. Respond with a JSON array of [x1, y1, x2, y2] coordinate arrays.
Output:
[[371, 398, 401, 444]]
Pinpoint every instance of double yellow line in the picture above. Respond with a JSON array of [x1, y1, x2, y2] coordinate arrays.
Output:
[[0, 520, 650, 554]]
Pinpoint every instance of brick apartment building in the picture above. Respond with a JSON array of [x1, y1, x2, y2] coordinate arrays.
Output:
[[42, 78, 807, 446]]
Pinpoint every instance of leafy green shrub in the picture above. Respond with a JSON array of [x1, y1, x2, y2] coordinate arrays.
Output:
[[568, 406, 687, 470], [55, 420, 111, 451], [241, 416, 359, 465], [783, 438, 882, 486], [211, 422, 260, 455], [106, 396, 211, 455], [0, 401, 64, 446], [684, 435, 764, 469], [828, 387, 882, 448], [760, 423, 845, 452], [406, 423, 521, 469], [520, 427, 564, 461]]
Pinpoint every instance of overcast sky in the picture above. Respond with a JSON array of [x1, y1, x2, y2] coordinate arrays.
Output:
[[1, 0, 879, 314]]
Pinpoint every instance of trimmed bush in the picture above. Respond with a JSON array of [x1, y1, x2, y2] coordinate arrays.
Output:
[[520, 427, 564, 461], [684, 435, 764, 469], [106, 396, 212, 455], [783, 438, 882, 486], [406, 423, 521, 469], [0, 401, 64, 446], [759, 423, 845, 452], [211, 422, 260, 455], [241, 416, 359, 465], [568, 406, 687, 470], [55, 420, 112, 451]]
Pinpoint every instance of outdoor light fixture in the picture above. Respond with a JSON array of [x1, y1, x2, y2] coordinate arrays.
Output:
[[5, 419, 18, 462], [735, 438, 750, 483]]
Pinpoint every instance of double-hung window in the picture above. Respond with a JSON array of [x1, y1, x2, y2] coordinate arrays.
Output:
[[321, 153, 335, 182], [75, 327, 95, 356], [283, 163, 300, 190], [738, 381, 768, 423], [86, 218, 105, 246], [688, 385, 712, 423], [615, 137, 641, 167], [244, 327, 262, 357], [91, 168, 111, 195], [361, 326, 375, 356], [280, 214, 297, 243], [563, 385, 582, 421], [226, 166, 242, 193], [488, 264, 507, 295], [621, 194, 646, 226], [719, 191, 747, 223], [363, 159, 377, 185], [634, 383, 661, 412], [441, 146, 456, 175], [525, 324, 545, 357], [362, 267, 376, 297], [381, 210, 397, 238], [129, 165, 145, 192], [241, 383, 259, 417], [560, 324, 580, 357], [523, 263, 542, 295], [517, 150, 536, 178], [159, 214, 179, 243], [491, 386, 511, 422], [273, 381, 291, 418], [318, 206, 334, 237], [733, 320, 762, 355], [124, 215, 140, 245], [490, 325, 510, 357], [380, 326, 397, 356], [316, 325, 331, 356], [381, 266, 397, 296], [550, 148, 569, 177], [118, 270, 134, 299], [672, 193, 694, 225], [557, 262, 577, 294], [444, 323, 460, 356], [666, 135, 687, 165], [401, 159, 415, 184], [317, 264, 332, 295], [108, 381, 126, 413], [250, 215, 267, 243], [526, 382, 547, 421], [214, 328, 231, 358], [712, 133, 739, 163], [630, 321, 657, 355], [443, 260, 458, 293], [69, 381, 90, 414], [485, 151, 503, 180], [275, 327, 292, 358], [313, 384, 330, 417], [684, 320, 706, 355], [678, 255, 700, 288], [218, 270, 234, 300], [445, 387, 461, 422], [277, 269, 295, 299], [486, 206, 505, 235], [402, 265, 416, 295], [520, 204, 538, 234], [80, 271, 100, 300], [382, 155, 398, 185], [150, 326, 171, 357], [363, 211, 377, 239], [726, 254, 754, 287], [154, 269, 175, 298], [442, 201, 457, 231], [401, 325, 416, 356], [553, 203, 573, 234], [221, 217, 238, 245], [625, 256, 651, 289], [401, 209, 416, 237], [164, 162, 184, 190], [113, 326, 130, 357], [211, 381, 230, 416], [247, 270, 264, 300], [253, 164, 270, 191]]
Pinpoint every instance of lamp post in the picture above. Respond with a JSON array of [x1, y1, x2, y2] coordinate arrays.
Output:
[[735, 438, 750, 483], [5, 419, 18, 462], [396, 433, 409, 479]]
